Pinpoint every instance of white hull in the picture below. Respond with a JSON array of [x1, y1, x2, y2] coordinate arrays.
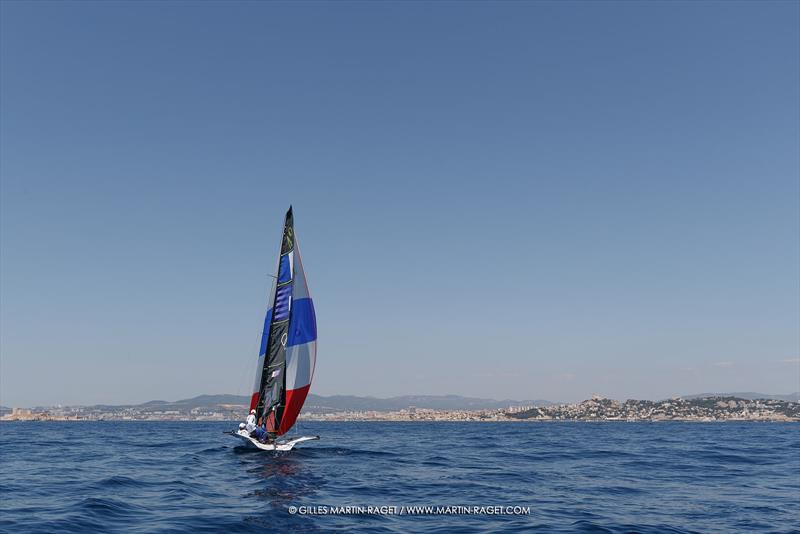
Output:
[[230, 430, 319, 451]]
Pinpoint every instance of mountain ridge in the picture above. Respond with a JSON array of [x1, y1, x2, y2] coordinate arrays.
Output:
[[680, 392, 798, 402], [13, 391, 799, 412]]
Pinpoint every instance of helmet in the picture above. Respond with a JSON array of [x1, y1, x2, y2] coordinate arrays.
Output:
[[238, 423, 246, 430], [250, 409, 257, 414]]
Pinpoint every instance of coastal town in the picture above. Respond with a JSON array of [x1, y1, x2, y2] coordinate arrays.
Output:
[[2, 395, 798, 422], [301, 396, 800, 422]]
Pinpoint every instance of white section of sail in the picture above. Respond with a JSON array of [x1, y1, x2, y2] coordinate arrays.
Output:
[[292, 239, 310, 300], [285, 341, 316, 390]]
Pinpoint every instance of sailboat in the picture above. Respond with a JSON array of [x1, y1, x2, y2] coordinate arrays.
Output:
[[229, 207, 319, 451]]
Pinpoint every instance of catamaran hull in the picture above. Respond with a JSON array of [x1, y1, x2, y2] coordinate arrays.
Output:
[[229, 430, 319, 451]]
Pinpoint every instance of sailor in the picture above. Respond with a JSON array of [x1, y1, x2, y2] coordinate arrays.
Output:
[[250, 424, 269, 443], [245, 409, 257, 433], [238, 422, 246, 432]]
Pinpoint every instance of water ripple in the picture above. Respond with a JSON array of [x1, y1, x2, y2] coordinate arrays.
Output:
[[1, 421, 798, 533]]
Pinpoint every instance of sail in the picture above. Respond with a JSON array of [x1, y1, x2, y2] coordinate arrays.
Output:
[[249, 207, 317, 436], [277, 236, 316, 434]]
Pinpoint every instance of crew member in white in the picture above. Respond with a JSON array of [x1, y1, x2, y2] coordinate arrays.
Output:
[[245, 409, 257, 433]]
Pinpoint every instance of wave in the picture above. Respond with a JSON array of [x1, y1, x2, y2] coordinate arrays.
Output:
[[1, 421, 797, 533]]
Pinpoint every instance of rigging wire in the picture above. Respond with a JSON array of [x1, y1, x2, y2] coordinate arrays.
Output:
[[235, 328, 262, 406], [235, 273, 277, 423]]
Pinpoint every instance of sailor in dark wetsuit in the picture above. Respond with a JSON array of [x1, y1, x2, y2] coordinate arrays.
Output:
[[250, 425, 269, 443]]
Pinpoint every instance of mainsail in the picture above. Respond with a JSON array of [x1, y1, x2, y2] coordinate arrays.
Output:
[[249, 207, 317, 436]]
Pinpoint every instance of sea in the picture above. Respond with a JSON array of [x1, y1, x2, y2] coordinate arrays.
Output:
[[0, 421, 798, 533]]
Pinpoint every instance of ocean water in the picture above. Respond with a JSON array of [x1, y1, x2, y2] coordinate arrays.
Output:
[[0, 421, 798, 533]]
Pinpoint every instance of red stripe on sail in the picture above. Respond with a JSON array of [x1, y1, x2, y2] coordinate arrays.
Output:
[[249, 392, 260, 412], [277, 384, 311, 436]]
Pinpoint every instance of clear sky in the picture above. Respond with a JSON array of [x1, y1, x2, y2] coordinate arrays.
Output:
[[1, 1, 798, 407]]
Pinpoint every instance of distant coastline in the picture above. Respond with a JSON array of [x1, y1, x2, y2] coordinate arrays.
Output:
[[2, 393, 798, 422]]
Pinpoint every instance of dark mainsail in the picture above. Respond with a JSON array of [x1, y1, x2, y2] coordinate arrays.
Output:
[[249, 207, 317, 436]]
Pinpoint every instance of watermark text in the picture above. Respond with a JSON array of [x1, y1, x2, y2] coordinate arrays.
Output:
[[288, 505, 531, 516]]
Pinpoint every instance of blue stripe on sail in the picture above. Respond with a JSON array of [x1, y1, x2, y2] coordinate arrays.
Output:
[[278, 254, 291, 283], [274, 283, 293, 321], [287, 297, 316, 347], [258, 308, 273, 356], [276, 284, 292, 300]]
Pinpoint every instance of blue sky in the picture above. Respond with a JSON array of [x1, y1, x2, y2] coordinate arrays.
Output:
[[1, 1, 798, 407]]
